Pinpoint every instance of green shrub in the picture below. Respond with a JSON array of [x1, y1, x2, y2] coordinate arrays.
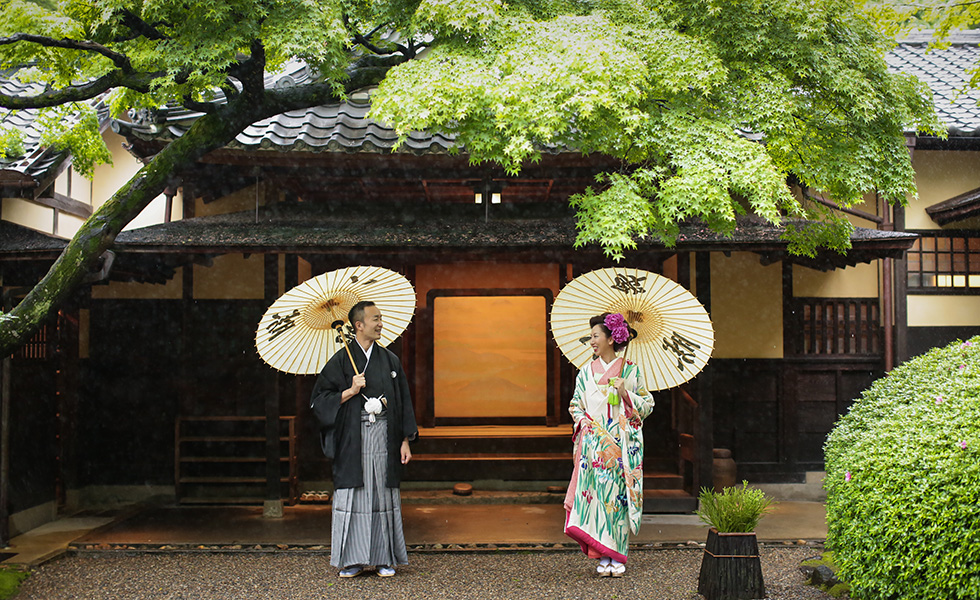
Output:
[[824, 336, 980, 600], [696, 481, 775, 533], [0, 566, 28, 599]]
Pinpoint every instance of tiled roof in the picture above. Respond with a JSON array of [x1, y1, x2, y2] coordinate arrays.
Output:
[[112, 32, 980, 155], [888, 31, 980, 136], [0, 71, 111, 185], [114, 61, 455, 154], [0, 220, 67, 256], [0, 76, 69, 183], [113, 201, 917, 270]]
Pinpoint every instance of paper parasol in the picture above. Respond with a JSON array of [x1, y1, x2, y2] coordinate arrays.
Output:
[[550, 267, 714, 391], [255, 265, 416, 374]]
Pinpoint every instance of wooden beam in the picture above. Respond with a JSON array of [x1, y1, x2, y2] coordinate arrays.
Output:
[[32, 192, 93, 218]]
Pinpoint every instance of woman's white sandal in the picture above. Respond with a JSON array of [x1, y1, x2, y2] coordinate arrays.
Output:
[[597, 557, 612, 577], [609, 561, 626, 577]]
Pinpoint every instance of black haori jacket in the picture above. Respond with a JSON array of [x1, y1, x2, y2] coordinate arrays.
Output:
[[310, 343, 418, 489]]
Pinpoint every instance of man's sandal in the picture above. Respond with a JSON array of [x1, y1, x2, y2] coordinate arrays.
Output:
[[339, 565, 364, 578]]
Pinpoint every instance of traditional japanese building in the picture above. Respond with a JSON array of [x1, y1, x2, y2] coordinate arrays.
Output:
[[2, 33, 980, 535]]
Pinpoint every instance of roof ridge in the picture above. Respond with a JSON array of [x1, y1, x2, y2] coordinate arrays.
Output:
[[897, 29, 980, 45]]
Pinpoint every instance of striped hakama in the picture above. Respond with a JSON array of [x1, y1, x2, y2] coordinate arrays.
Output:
[[330, 412, 408, 568]]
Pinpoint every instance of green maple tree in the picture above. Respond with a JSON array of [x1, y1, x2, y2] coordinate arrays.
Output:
[[0, 0, 943, 355]]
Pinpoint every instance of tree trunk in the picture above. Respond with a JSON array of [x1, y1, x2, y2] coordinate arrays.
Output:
[[697, 528, 765, 600]]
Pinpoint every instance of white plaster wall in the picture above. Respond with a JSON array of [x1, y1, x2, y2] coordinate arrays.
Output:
[[908, 296, 980, 327], [1, 197, 53, 232], [193, 254, 265, 300], [793, 262, 879, 298], [710, 252, 783, 358], [91, 129, 172, 230], [908, 150, 980, 230]]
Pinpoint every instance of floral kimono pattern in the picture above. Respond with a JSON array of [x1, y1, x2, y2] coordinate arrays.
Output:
[[563, 358, 654, 563]]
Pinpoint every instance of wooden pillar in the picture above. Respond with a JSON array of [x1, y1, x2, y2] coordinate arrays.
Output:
[[0, 351, 10, 546], [880, 195, 895, 372], [893, 204, 909, 365], [695, 252, 714, 491], [780, 262, 798, 470], [263, 254, 283, 518], [782, 262, 795, 357]]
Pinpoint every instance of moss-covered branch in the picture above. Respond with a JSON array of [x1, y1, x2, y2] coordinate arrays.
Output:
[[0, 54, 398, 357]]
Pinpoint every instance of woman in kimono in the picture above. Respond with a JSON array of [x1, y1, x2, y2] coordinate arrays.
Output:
[[564, 312, 655, 577]]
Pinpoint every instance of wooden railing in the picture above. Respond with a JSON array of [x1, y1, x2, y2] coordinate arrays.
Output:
[[794, 298, 881, 356], [174, 416, 297, 505]]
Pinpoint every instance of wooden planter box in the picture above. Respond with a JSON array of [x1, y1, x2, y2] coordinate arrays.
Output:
[[697, 528, 765, 600]]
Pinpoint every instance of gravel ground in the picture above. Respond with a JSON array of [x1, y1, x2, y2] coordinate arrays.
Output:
[[13, 547, 835, 600]]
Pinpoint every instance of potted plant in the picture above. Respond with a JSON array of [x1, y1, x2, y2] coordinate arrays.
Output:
[[695, 481, 776, 600]]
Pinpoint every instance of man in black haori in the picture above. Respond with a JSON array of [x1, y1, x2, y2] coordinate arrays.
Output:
[[311, 300, 418, 578]]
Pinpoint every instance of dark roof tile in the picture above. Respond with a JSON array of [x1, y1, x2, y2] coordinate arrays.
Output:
[[0, 220, 67, 255], [112, 201, 917, 271]]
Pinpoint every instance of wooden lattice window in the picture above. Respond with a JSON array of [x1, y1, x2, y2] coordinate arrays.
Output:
[[12, 324, 50, 360], [907, 233, 980, 293], [794, 298, 881, 356]]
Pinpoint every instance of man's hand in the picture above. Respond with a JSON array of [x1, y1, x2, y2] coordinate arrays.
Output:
[[400, 439, 412, 464], [341, 373, 366, 404], [350, 373, 366, 394]]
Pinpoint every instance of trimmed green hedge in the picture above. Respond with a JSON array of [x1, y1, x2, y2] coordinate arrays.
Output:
[[824, 336, 980, 600]]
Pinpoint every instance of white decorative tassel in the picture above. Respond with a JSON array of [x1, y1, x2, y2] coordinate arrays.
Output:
[[364, 396, 384, 423]]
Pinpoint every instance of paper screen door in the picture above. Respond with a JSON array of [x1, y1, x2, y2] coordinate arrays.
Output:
[[432, 295, 547, 419]]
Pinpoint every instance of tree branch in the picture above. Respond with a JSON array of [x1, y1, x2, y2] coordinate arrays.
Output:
[[220, 78, 242, 101], [118, 9, 169, 41], [237, 40, 267, 97], [0, 33, 132, 71], [344, 14, 413, 58], [0, 101, 270, 356], [0, 70, 160, 109], [181, 96, 218, 113], [0, 42, 412, 357]]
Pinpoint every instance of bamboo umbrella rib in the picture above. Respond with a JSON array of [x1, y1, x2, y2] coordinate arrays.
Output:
[[298, 328, 325, 373], [281, 326, 317, 373]]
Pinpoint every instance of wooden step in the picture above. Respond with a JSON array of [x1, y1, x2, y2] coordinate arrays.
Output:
[[180, 457, 290, 463], [406, 453, 573, 481], [178, 497, 266, 505], [643, 489, 698, 514], [411, 452, 571, 461], [417, 425, 574, 438], [178, 476, 293, 484], [178, 436, 290, 442], [644, 471, 684, 490]]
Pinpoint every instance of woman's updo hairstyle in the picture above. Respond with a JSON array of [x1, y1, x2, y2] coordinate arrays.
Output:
[[589, 312, 637, 352]]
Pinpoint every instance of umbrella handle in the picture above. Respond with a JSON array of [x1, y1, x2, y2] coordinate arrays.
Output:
[[332, 321, 361, 376]]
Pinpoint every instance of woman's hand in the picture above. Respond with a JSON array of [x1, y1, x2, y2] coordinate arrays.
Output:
[[611, 376, 627, 395]]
